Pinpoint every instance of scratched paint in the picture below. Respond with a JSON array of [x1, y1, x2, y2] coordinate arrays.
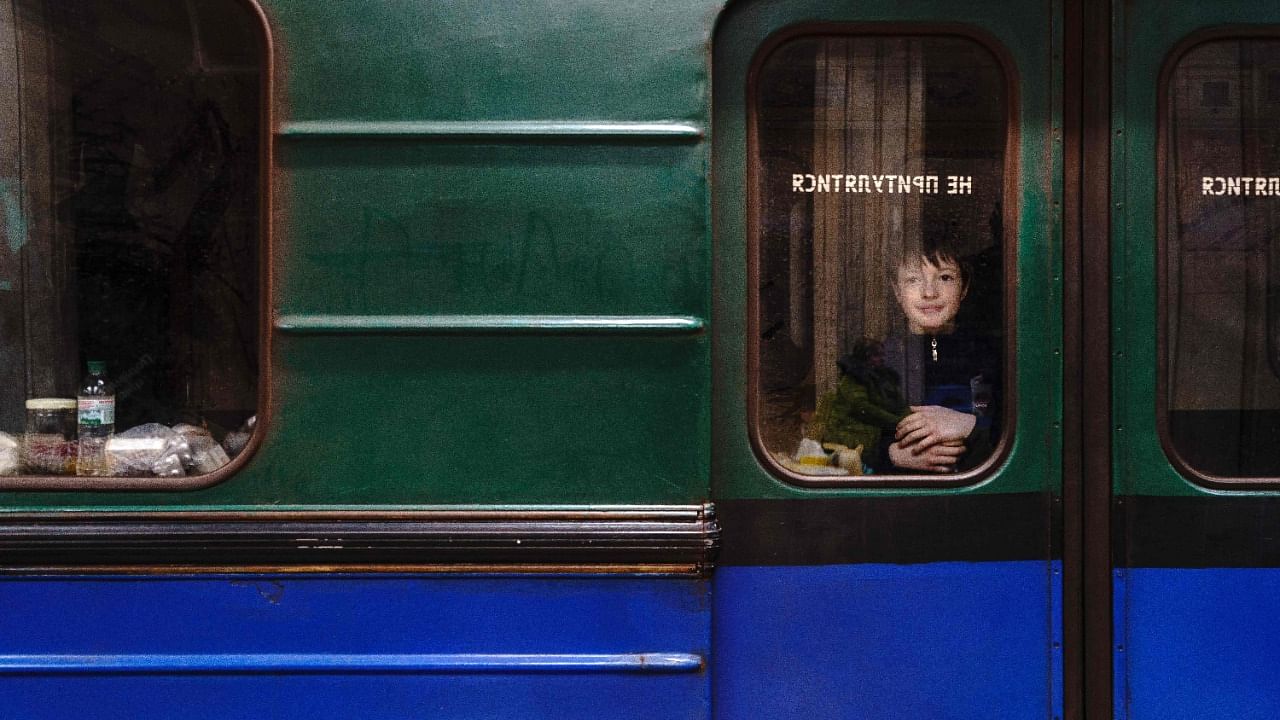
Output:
[[302, 199, 703, 315], [0, 180, 27, 252]]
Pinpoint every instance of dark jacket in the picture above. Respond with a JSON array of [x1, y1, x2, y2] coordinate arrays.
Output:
[[882, 327, 1000, 472]]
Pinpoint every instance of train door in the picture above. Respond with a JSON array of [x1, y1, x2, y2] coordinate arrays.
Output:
[[711, 0, 1066, 718], [1109, 1, 1280, 718]]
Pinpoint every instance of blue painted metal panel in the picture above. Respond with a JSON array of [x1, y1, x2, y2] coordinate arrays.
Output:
[[712, 562, 1058, 720], [1114, 565, 1129, 720], [0, 575, 709, 720], [1119, 568, 1280, 720]]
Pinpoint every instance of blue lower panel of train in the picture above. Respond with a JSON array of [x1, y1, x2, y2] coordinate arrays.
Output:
[[1118, 567, 1280, 720], [0, 575, 709, 720], [712, 561, 1060, 720]]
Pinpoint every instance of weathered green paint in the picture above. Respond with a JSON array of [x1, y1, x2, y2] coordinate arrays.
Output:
[[1113, 0, 1280, 497], [277, 141, 708, 317], [711, 0, 1063, 498], [266, 0, 713, 123]]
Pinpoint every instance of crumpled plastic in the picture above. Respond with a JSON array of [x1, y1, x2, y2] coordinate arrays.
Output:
[[771, 437, 850, 476], [173, 423, 231, 474], [222, 415, 255, 460], [105, 423, 190, 478], [0, 432, 18, 475]]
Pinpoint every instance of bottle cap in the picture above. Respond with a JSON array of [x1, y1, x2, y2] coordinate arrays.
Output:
[[87, 360, 106, 374], [26, 398, 77, 410]]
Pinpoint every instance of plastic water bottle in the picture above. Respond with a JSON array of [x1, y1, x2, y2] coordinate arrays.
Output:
[[76, 360, 115, 476]]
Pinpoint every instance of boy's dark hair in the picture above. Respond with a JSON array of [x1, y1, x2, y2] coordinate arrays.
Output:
[[888, 236, 972, 291]]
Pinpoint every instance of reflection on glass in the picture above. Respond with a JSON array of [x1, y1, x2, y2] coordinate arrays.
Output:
[[753, 35, 1006, 477], [0, 0, 260, 478], [1165, 39, 1280, 477]]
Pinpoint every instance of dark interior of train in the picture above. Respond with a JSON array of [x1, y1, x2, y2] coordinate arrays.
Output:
[[1165, 39, 1280, 477], [0, 0, 259, 444]]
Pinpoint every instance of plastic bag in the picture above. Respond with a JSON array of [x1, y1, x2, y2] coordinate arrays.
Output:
[[173, 424, 231, 474], [105, 423, 189, 478], [222, 415, 255, 459], [794, 438, 828, 465], [771, 438, 850, 476]]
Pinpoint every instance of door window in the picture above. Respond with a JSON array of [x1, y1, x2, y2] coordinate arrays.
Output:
[[1162, 37, 1280, 479], [750, 32, 1011, 481]]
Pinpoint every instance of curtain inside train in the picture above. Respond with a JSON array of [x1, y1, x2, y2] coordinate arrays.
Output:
[[810, 38, 924, 397]]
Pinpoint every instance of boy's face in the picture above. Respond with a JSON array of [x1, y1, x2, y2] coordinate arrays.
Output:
[[893, 256, 967, 334]]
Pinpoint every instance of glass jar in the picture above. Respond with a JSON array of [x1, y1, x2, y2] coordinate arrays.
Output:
[[23, 398, 78, 475]]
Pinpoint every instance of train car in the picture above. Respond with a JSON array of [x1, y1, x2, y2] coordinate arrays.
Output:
[[1, 0, 1279, 718]]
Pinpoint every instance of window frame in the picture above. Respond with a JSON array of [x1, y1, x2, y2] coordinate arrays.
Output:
[[1155, 26, 1280, 489], [744, 23, 1021, 488], [0, 0, 274, 492]]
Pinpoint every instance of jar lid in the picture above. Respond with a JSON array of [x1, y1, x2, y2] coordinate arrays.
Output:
[[26, 398, 77, 410]]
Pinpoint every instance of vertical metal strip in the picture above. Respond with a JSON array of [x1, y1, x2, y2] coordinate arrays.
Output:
[[1083, 0, 1115, 716], [1063, 0, 1115, 716], [1061, 0, 1085, 714]]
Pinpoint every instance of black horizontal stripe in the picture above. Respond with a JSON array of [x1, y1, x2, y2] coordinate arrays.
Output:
[[716, 493, 1054, 566], [1118, 494, 1280, 568]]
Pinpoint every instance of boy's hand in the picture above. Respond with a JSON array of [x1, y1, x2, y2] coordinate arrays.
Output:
[[888, 439, 966, 472], [895, 405, 977, 451]]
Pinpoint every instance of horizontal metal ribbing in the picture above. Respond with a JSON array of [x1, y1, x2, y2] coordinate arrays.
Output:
[[274, 314, 706, 336], [0, 522, 719, 551], [0, 652, 704, 674], [0, 504, 720, 572], [10, 505, 710, 522], [1, 563, 704, 575], [277, 120, 704, 142]]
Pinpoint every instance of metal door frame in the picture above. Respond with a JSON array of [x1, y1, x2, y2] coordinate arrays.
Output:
[[1063, 0, 1113, 717]]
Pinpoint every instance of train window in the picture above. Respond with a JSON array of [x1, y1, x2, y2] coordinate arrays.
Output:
[[750, 33, 1009, 481], [0, 0, 263, 484], [1162, 37, 1280, 479]]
